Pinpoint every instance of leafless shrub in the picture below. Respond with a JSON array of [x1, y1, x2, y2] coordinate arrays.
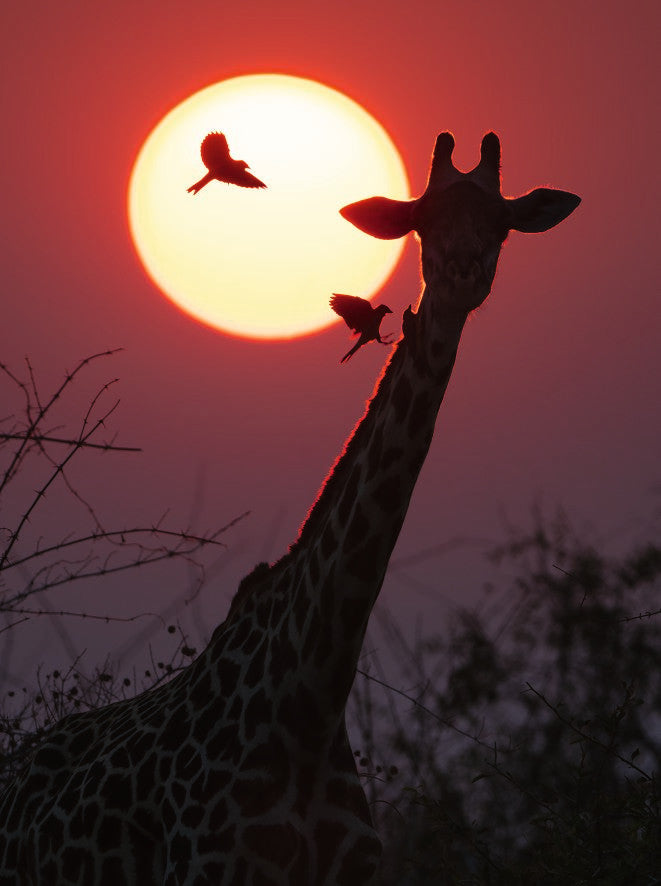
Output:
[[0, 351, 245, 787], [0, 349, 246, 627]]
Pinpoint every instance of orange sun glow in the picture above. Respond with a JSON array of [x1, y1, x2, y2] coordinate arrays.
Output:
[[127, 74, 410, 340]]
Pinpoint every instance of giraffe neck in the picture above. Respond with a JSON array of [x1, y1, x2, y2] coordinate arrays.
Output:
[[283, 289, 467, 713], [297, 285, 466, 595], [221, 282, 470, 739]]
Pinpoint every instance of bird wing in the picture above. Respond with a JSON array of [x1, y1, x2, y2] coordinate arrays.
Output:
[[200, 132, 230, 171], [234, 170, 267, 189], [330, 294, 373, 333]]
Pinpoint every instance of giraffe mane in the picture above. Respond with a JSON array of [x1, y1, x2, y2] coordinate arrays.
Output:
[[291, 339, 409, 553]]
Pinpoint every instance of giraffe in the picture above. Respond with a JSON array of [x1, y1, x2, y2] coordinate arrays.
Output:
[[0, 132, 579, 885]]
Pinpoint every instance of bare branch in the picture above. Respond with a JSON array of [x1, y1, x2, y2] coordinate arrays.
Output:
[[1, 526, 233, 573], [524, 682, 651, 780], [0, 396, 119, 569], [0, 349, 123, 498], [6, 607, 167, 627], [0, 433, 141, 453], [356, 667, 494, 751]]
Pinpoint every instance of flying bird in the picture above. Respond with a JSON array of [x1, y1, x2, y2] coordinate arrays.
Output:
[[187, 132, 267, 194], [330, 293, 393, 364]]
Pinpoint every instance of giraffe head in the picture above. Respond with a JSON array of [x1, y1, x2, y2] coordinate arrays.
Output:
[[341, 132, 580, 312]]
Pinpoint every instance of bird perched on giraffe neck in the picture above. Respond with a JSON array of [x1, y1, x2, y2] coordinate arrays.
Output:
[[187, 132, 267, 194], [330, 293, 393, 363]]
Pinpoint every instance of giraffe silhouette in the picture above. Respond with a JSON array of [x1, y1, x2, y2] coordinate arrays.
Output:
[[0, 132, 579, 885]]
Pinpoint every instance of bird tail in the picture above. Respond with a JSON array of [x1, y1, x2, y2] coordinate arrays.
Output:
[[187, 172, 214, 194], [340, 341, 363, 364]]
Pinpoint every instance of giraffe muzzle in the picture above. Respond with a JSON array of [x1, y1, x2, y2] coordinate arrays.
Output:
[[445, 257, 482, 288]]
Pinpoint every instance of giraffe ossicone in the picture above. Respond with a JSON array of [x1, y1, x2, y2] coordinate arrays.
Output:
[[0, 132, 579, 885]]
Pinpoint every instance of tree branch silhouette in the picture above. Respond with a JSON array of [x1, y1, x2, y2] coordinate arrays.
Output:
[[0, 351, 247, 630]]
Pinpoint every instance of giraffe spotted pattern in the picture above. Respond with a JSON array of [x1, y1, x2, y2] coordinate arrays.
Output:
[[0, 553, 382, 884]]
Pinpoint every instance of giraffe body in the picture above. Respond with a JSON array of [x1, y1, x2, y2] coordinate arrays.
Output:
[[0, 132, 579, 884], [0, 613, 378, 885]]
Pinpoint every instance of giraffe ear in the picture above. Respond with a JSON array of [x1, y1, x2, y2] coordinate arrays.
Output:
[[340, 197, 417, 240], [507, 188, 581, 233]]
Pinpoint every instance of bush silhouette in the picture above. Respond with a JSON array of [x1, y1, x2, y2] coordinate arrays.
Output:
[[353, 513, 661, 883]]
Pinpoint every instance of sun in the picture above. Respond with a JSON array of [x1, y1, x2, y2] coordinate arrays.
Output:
[[127, 74, 410, 340]]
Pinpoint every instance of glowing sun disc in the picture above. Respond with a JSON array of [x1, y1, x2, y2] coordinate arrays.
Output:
[[127, 75, 410, 340]]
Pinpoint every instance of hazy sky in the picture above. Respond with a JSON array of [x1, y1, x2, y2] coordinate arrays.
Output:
[[2, 0, 659, 683]]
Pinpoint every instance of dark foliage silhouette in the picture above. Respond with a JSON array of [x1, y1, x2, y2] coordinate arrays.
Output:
[[351, 513, 661, 884], [187, 132, 267, 194], [330, 293, 393, 363], [0, 629, 197, 795]]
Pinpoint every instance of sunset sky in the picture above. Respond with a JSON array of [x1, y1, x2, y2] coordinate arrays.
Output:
[[2, 0, 659, 684]]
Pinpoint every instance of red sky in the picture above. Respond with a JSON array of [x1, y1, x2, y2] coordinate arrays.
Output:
[[2, 1, 659, 683]]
